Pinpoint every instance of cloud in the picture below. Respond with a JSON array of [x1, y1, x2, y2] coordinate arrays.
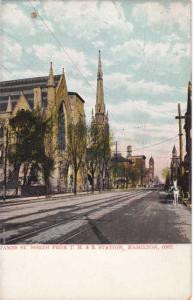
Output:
[[105, 73, 180, 97], [92, 40, 105, 49], [108, 99, 187, 121], [31, 44, 92, 77], [42, 1, 133, 39], [133, 2, 190, 33], [111, 39, 190, 64], [1, 3, 30, 26], [1, 37, 23, 61], [1, 3, 36, 36]]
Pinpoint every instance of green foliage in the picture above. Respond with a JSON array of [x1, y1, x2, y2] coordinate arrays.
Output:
[[67, 120, 87, 194], [9, 110, 54, 192], [162, 167, 169, 180], [86, 122, 111, 191]]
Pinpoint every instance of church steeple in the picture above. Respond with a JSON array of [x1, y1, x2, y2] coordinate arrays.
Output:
[[97, 49, 103, 80], [6, 95, 12, 113], [172, 145, 177, 157], [47, 62, 56, 112], [47, 62, 55, 87], [95, 50, 105, 117]]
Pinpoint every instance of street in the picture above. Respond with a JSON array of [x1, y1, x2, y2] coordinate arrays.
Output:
[[0, 189, 191, 244]]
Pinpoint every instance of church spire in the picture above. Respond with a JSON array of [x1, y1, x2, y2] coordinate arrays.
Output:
[[172, 145, 177, 156], [47, 62, 55, 87], [97, 49, 103, 79], [95, 50, 105, 117], [6, 95, 12, 113], [47, 62, 56, 110]]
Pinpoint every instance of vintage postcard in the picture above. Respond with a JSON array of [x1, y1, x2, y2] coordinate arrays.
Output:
[[0, 0, 192, 299]]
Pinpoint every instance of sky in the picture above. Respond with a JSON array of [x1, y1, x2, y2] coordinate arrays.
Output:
[[0, 0, 191, 179]]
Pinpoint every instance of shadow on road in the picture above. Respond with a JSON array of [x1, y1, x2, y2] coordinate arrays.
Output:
[[85, 215, 110, 244], [159, 200, 173, 205]]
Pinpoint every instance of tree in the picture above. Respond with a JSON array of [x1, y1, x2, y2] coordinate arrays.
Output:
[[97, 125, 111, 190], [67, 120, 87, 195], [86, 123, 103, 192], [9, 110, 54, 195], [162, 167, 171, 190], [162, 167, 170, 181]]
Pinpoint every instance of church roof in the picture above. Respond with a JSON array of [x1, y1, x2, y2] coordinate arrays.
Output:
[[131, 155, 146, 160], [0, 74, 85, 112], [172, 145, 177, 156], [111, 153, 131, 163]]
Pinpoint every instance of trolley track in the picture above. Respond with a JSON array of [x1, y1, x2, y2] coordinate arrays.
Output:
[[1, 190, 141, 222], [2, 191, 151, 244]]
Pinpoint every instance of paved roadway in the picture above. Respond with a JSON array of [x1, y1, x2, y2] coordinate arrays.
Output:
[[0, 189, 191, 244]]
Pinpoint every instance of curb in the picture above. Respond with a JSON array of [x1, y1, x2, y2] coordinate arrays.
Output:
[[181, 198, 191, 209]]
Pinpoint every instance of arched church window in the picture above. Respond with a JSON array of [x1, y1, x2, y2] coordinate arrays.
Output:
[[58, 104, 66, 151], [0, 124, 4, 138]]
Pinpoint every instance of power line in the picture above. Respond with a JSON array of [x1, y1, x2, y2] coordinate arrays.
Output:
[[112, 135, 178, 152], [0, 63, 17, 79], [27, 0, 94, 88]]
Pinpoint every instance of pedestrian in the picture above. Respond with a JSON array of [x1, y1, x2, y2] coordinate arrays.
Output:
[[173, 179, 179, 206]]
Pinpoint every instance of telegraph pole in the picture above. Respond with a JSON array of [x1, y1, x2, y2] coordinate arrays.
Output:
[[175, 103, 185, 177], [3, 125, 9, 202]]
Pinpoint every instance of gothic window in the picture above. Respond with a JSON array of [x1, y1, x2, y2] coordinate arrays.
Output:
[[58, 104, 66, 151], [0, 123, 4, 138], [0, 144, 3, 165]]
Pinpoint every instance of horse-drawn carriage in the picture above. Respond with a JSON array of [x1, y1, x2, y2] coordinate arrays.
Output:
[[164, 188, 174, 204]]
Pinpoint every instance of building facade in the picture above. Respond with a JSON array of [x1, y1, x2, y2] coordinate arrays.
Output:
[[170, 145, 180, 181], [144, 156, 155, 186], [0, 63, 86, 194], [182, 81, 192, 197], [111, 145, 154, 188]]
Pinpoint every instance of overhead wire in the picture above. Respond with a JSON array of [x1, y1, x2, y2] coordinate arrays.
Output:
[[0, 63, 18, 80], [1, 1, 183, 157], [27, 0, 94, 89]]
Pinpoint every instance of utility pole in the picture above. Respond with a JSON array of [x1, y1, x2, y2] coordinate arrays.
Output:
[[115, 141, 118, 156], [175, 103, 185, 177], [3, 125, 9, 202]]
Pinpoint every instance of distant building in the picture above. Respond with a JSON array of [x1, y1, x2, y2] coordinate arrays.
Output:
[[130, 155, 146, 186], [144, 156, 155, 186], [111, 152, 131, 188], [111, 145, 154, 188], [170, 145, 180, 181]]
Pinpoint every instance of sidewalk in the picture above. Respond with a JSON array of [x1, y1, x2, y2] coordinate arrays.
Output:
[[0, 190, 110, 205], [181, 197, 192, 209]]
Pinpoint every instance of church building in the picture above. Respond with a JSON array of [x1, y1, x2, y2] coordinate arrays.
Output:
[[89, 50, 110, 190], [0, 63, 86, 194]]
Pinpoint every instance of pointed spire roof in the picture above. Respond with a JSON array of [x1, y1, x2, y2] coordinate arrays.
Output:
[[56, 67, 68, 96], [172, 145, 177, 156], [149, 156, 154, 162], [95, 50, 105, 116], [13, 91, 31, 115], [47, 62, 55, 87], [97, 49, 103, 79], [6, 95, 12, 113]]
